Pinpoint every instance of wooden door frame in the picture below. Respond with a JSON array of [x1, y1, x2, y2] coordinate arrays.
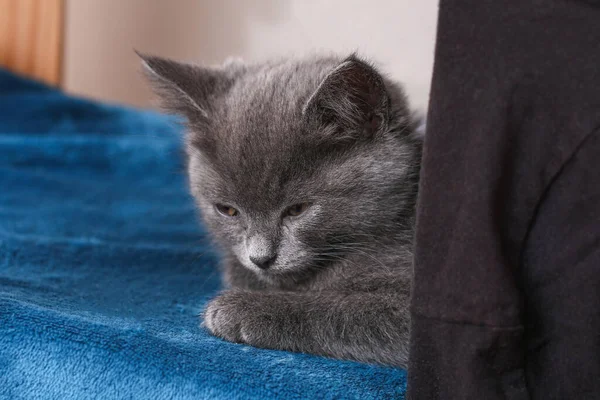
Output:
[[0, 0, 64, 86]]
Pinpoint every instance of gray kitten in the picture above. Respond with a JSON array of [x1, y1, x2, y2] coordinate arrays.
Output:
[[139, 52, 422, 368]]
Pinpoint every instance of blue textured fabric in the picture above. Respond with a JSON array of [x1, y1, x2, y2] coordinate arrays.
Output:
[[0, 69, 407, 400]]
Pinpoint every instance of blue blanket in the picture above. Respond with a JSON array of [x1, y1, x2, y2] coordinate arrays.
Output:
[[0, 70, 406, 400]]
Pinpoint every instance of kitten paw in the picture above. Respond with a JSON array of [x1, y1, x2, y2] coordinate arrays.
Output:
[[203, 290, 272, 345], [203, 292, 242, 342]]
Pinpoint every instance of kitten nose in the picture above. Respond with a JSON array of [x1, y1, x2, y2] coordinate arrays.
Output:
[[249, 254, 276, 270]]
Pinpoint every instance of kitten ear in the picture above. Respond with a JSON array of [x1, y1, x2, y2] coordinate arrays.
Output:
[[303, 54, 390, 139], [136, 51, 234, 129]]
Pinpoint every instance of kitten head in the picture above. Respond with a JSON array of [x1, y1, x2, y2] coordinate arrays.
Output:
[[140, 52, 421, 282]]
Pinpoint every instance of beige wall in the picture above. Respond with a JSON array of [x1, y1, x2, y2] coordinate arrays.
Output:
[[63, 0, 438, 111]]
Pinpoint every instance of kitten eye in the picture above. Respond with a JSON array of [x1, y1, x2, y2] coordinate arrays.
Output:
[[215, 204, 239, 217], [285, 203, 310, 217]]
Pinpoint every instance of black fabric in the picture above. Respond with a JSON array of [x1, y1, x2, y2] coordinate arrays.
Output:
[[408, 0, 600, 398]]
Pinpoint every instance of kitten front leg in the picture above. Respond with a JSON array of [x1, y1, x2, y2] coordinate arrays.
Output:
[[203, 289, 410, 367]]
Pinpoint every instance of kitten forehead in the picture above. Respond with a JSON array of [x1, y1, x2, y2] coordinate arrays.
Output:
[[194, 58, 340, 187], [222, 56, 341, 131]]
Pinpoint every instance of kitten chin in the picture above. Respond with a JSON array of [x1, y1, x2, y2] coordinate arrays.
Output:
[[141, 51, 421, 368]]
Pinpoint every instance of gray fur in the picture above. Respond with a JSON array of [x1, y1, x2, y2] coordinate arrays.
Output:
[[140, 52, 422, 367]]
